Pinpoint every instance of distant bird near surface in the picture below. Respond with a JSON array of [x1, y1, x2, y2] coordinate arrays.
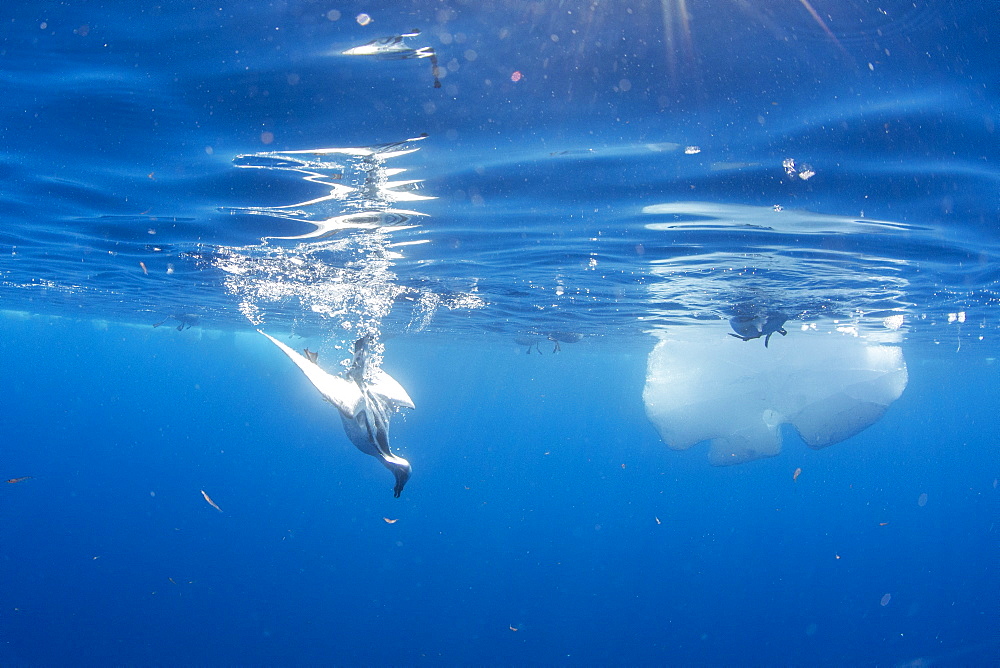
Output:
[[728, 312, 788, 348], [153, 313, 200, 331], [514, 335, 544, 354], [547, 332, 583, 352], [515, 332, 584, 353]]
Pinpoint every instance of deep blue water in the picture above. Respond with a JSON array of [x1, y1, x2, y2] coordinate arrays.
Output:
[[2, 1, 999, 666]]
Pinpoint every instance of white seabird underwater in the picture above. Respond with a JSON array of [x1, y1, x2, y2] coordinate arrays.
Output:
[[259, 330, 415, 497]]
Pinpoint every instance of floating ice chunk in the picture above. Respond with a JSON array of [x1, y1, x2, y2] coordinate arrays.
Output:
[[643, 322, 908, 465]]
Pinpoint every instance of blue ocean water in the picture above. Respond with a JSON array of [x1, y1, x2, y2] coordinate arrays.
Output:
[[2, 1, 998, 665]]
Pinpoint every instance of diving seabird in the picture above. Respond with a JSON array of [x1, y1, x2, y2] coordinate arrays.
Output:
[[259, 330, 415, 497]]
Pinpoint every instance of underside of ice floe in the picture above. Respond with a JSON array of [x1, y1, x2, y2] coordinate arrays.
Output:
[[643, 322, 908, 465]]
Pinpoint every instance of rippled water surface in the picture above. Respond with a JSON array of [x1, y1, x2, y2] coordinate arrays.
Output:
[[3, 1, 998, 340], [2, 2, 998, 665]]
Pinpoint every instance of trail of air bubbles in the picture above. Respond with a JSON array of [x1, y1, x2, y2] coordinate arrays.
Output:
[[212, 135, 483, 360]]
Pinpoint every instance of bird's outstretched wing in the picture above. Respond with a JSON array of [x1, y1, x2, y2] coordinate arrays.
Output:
[[367, 369, 415, 410], [258, 330, 364, 417]]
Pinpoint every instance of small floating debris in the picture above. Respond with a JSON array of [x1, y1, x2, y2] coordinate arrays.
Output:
[[383, 517, 398, 524], [200, 489, 223, 512], [793, 467, 802, 482], [782, 157, 815, 180], [5, 476, 32, 484]]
